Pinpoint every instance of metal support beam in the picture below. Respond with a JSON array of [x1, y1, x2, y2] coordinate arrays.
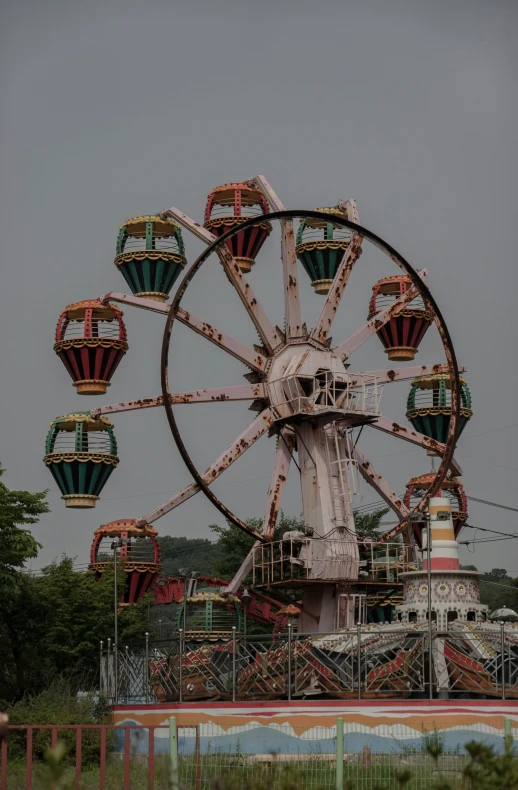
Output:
[[91, 385, 266, 417], [100, 292, 169, 315], [262, 428, 295, 538], [351, 364, 465, 386], [161, 206, 283, 353], [139, 409, 274, 532], [371, 415, 463, 476], [176, 307, 268, 373], [220, 427, 294, 596], [311, 200, 362, 345], [348, 444, 409, 520], [250, 175, 303, 339], [247, 175, 285, 212]]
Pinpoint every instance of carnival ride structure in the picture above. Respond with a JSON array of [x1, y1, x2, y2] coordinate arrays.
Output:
[[47, 177, 517, 701]]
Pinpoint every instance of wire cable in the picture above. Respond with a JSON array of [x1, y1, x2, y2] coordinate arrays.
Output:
[[466, 496, 518, 513], [462, 523, 518, 539], [459, 423, 518, 440], [459, 537, 517, 545], [456, 453, 517, 472]]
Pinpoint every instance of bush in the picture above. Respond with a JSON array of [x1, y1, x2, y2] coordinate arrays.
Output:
[[5, 677, 112, 765]]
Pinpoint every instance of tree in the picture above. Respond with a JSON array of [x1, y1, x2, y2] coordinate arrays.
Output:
[[462, 565, 518, 614], [157, 535, 222, 577], [0, 465, 48, 590], [0, 556, 150, 703], [353, 507, 390, 539], [480, 569, 518, 614]]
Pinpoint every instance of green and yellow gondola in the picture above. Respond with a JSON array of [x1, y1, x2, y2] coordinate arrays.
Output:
[[406, 374, 472, 451], [295, 205, 351, 294], [115, 215, 186, 302], [43, 412, 119, 508]]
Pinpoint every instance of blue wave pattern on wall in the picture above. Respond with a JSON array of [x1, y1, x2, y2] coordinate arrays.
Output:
[[114, 720, 507, 756]]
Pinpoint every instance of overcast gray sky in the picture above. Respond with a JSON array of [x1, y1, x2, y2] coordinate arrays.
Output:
[[1, 0, 517, 575]]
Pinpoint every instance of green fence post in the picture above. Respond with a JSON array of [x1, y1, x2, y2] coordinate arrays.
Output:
[[336, 716, 344, 790], [504, 717, 512, 751], [169, 716, 179, 789]]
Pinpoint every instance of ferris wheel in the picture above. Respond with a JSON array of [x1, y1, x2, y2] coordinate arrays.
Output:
[[44, 176, 471, 631]]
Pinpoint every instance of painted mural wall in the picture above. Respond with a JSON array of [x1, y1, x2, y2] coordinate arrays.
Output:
[[112, 701, 517, 756]]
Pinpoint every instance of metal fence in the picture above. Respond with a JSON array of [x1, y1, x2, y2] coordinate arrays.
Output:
[[100, 624, 518, 705], [2, 718, 514, 789], [0, 723, 196, 790]]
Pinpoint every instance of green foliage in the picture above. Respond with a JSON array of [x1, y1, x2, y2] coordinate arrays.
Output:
[[157, 535, 223, 577], [209, 519, 257, 579], [0, 557, 149, 702], [6, 678, 113, 767], [353, 507, 389, 539], [44, 740, 68, 787], [0, 465, 47, 591], [3, 732, 518, 789], [461, 739, 518, 789], [480, 569, 518, 614], [462, 564, 518, 614]]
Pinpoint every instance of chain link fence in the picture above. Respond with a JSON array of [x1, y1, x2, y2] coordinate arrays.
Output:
[[2, 718, 514, 789]]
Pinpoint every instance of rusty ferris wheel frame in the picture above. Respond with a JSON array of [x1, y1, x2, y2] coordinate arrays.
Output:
[[160, 209, 461, 544]]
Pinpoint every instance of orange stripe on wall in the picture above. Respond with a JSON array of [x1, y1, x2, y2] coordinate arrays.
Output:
[[112, 711, 514, 734]]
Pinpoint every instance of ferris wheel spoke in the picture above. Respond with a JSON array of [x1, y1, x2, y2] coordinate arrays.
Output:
[[138, 480, 200, 525], [176, 307, 268, 373], [92, 396, 165, 416], [171, 384, 267, 404], [249, 176, 303, 339], [346, 444, 409, 521], [351, 364, 465, 386], [333, 272, 426, 360], [262, 427, 295, 538], [100, 292, 169, 315], [220, 426, 294, 595], [139, 408, 274, 525], [371, 414, 463, 476], [91, 385, 267, 417], [216, 249, 284, 353], [311, 204, 363, 345], [161, 206, 283, 354], [345, 444, 416, 549]]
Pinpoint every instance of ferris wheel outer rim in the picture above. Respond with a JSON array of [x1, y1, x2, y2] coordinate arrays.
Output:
[[160, 209, 461, 545]]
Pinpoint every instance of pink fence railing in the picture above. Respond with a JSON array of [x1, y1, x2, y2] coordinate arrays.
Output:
[[1, 723, 200, 790]]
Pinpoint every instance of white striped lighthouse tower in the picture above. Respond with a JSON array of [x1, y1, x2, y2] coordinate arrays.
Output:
[[396, 497, 488, 630], [423, 497, 460, 572]]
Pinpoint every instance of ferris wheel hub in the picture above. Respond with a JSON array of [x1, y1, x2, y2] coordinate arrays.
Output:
[[266, 343, 382, 425]]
